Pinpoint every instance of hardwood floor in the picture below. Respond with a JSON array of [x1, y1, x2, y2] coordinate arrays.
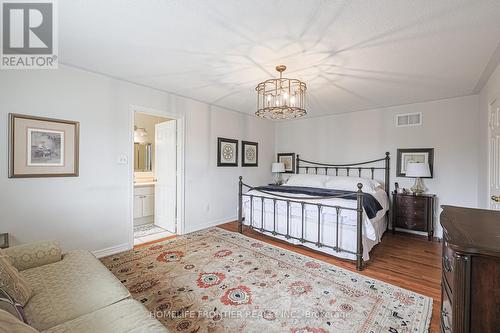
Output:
[[218, 221, 442, 333]]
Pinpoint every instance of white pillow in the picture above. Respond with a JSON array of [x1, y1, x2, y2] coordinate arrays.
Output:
[[284, 174, 329, 188], [324, 176, 382, 194]]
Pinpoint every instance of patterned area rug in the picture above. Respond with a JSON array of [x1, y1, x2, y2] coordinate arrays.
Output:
[[101, 228, 432, 333]]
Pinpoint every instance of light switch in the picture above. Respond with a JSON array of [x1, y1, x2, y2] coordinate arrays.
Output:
[[117, 155, 128, 165]]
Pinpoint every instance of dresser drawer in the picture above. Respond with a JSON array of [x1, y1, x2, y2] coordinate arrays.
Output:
[[396, 205, 426, 220], [441, 283, 453, 333], [442, 242, 455, 291], [397, 195, 426, 208], [395, 216, 427, 231]]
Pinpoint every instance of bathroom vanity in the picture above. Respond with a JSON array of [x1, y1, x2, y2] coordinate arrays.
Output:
[[133, 183, 155, 226]]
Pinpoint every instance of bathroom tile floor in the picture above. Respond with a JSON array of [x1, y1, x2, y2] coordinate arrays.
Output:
[[133, 224, 174, 245]]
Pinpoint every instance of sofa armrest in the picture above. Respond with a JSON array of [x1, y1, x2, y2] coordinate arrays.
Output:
[[2, 240, 62, 271]]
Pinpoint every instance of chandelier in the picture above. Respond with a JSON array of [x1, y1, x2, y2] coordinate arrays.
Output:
[[255, 65, 307, 120]]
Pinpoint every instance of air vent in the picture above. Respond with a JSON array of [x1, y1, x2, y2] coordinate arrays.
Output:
[[396, 112, 422, 127]]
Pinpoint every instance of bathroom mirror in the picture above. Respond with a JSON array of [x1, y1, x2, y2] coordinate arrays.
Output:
[[134, 143, 152, 172]]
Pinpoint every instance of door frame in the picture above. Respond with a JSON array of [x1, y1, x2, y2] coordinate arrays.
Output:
[[488, 98, 498, 208], [128, 104, 186, 248]]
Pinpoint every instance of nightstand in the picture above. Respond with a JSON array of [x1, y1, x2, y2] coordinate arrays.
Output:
[[392, 193, 435, 240]]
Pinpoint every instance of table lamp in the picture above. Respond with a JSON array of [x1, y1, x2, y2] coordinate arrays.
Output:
[[272, 162, 285, 185], [406, 162, 431, 195]]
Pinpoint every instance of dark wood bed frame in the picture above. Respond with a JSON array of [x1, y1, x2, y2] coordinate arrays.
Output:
[[238, 152, 390, 271]]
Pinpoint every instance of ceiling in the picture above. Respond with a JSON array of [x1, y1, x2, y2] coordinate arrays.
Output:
[[59, 0, 500, 118]]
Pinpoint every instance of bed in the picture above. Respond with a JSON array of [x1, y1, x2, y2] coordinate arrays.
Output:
[[237, 153, 391, 271]]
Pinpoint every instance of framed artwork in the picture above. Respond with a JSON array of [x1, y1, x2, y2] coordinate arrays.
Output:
[[241, 141, 258, 167], [9, 114, 80, 178], [217, 137, 238, 167], [277, 153, 295, 173], [0, 233, 9, 249], [396, 148, 434, 178]]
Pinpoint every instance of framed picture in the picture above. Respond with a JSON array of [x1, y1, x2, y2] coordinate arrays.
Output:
[[9, 114, 80, 178], [217, 137, 238, 167], [277, 153, 295, 173], [396, 148, 434, 178], [241, 141, 258, 167], [0, 233, 9, 249]]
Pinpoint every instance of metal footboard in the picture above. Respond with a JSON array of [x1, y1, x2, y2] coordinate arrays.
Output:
[[238, 177, 366, 270], [237, 152, 390, 272]]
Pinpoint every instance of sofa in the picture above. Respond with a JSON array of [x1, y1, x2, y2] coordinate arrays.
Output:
[[0, 240, 168, 332]]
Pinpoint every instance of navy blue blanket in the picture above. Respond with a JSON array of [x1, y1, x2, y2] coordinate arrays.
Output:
[[253, 185, 383, 219]]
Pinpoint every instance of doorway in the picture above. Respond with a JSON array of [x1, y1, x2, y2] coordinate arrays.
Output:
[[130, 106, 185, 246]]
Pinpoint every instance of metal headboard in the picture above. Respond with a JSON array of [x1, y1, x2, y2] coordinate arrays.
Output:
[[296, 152, 391, 196]]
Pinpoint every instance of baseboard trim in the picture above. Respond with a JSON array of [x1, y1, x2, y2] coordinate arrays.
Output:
[[184, 216, 237, 234], [92, 242, 131, 258]]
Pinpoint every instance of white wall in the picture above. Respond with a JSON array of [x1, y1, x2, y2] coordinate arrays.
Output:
[[0, 65, 274, 253], [275, 95, 480, 237], [478, 62, 500, 207], [0, 63, 484, 252], [179, 100, 275, 233]]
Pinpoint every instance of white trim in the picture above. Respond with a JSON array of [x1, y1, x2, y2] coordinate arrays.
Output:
[[128, 105, 186, 249], [184, 216, 237, 234], [487, 98, 498, 207], [92, 243, 131, 258], [59, 62, 245, 116], [59, 62, 477, 122], [473, 42, 500, 93]]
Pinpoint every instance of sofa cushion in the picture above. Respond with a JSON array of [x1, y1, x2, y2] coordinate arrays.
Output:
[[1, 241, 62, 272], [0, 253, 33, 306], [0, 287, 28, 323], [0, 309, 39, 333], [42, 299, 169, 333], [21, 250, 130, 331]]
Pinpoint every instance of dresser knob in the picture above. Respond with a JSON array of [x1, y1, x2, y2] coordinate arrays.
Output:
[[441, 310, 452, 331], [443, 256, 453, 272]]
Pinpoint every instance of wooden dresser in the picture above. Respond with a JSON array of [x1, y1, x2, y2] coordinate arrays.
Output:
[[392, 193, 435, 240], [440, 205, 500, 333]]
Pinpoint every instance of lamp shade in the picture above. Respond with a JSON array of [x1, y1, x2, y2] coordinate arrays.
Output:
[[406, 162, 431, 178], [272, 162, 285, 173]]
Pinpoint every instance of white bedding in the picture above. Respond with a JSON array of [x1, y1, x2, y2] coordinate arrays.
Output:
[[242, 188, 389, 261]]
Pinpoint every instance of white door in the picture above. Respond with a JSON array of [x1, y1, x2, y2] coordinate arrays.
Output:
[[155, 120, 177, 232], [489, 99, 500, 210]]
